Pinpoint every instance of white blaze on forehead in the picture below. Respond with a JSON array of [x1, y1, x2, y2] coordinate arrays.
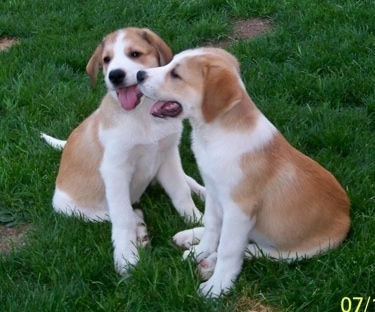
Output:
[[107, 32, 126, 72]]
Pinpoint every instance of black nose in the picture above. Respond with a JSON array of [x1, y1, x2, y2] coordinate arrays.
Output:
[[109, 69, 125, 85], [137, 70, 147, 83]]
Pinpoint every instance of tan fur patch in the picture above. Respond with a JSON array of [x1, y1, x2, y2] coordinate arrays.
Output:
[[195, 50, 257, 130], [56, 112, 105, 209], [232, 132, 350, 252], [219, 93, 260, 131]]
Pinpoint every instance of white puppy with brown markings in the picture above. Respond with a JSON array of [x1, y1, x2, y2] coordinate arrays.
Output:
[[136, 47, 351, 297], [41, 28, 203, 275]]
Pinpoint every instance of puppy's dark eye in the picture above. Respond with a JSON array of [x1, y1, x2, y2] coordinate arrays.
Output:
[[130, 51, 141, 58], [103, 56, 111, 64], [171, 69, 180, 79]]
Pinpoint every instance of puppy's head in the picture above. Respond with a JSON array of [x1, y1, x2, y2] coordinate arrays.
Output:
[[137, 47, 244, 122], [86, 27, 172, 110]]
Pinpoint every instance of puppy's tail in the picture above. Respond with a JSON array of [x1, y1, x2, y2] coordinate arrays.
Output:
[[40, 132, 66, 150]]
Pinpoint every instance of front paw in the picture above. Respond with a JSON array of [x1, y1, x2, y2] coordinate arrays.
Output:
[[113, 246, 139, 275], [199, 274, 234, 298]]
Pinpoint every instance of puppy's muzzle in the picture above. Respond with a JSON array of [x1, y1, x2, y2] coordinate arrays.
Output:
[[136, 70, 182, 118]]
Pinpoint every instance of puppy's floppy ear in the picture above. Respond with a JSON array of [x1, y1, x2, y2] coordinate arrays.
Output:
[[202, 63, 243, 123], [141, 28, 173, 66], [86, 42, 104, 88]]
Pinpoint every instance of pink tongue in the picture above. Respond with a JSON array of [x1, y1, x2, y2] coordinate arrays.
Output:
[[150, 101, 168, 115], [117, 85, 138, 110]]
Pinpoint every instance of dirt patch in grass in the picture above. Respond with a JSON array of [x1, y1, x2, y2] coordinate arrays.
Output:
[[209, 18, 273, 48], [231, 287, 278, 312], [0, 225, 31, 253], [0, 37, 20, 52], [234, 296, 275, 312]]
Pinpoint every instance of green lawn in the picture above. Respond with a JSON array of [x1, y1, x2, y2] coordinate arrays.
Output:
[[1, 0, 374, 311]]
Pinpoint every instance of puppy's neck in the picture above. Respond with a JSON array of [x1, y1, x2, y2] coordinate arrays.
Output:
[[191, 93, 263, 146], [195, 90, 260, 133], [219, 92, 260, 131]]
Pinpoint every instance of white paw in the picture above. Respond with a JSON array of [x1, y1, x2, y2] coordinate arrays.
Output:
[[198, 274, 234, 298], [112, 227, 139, 275], [197, 252, 217, 281], [113, 247, 139, 275], [173, 227, 204, 249]]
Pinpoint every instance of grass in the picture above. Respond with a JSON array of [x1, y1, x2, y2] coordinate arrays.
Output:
[[0, 0, 374, 311]]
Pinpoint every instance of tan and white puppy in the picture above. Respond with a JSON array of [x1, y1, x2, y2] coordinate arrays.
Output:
[[41, 28, 204, 275], [136, 47, 351, 297]]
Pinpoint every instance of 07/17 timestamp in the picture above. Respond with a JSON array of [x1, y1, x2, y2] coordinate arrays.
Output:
[[341, 297, 375, 312]]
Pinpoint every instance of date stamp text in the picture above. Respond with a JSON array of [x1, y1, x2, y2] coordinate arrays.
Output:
[[341, 297, 375, 312]]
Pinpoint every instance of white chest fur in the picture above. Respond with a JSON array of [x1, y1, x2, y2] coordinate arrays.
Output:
[[191, 115, 276, 200], [98, 96, 183, 203]]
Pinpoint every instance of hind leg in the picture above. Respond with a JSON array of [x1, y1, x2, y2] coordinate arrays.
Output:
[[245, 243, 314, 261], [52, 187, 109, 221]]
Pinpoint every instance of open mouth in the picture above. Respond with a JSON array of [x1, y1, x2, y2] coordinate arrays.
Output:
[[116, 85, 143, 111], [150, 101, 182, 118]]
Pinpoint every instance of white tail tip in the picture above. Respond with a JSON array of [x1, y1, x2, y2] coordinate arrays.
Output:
[[40, 132, 66, 150]]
